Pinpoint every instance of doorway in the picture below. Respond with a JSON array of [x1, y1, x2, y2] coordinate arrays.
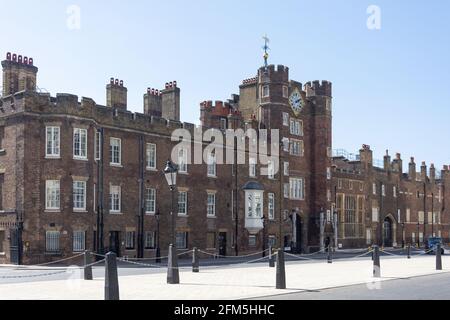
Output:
[[218, 233, 227, 256], [383, 217, 393, 247], [109, 231, 121, 256]]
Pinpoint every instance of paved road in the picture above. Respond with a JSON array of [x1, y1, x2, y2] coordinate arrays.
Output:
[[251, 272, 450, 300]]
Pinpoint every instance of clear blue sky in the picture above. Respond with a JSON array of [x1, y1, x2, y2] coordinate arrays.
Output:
[[1, 0, 449, 170]]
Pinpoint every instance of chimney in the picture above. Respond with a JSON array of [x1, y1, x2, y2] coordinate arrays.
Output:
[[144, 88, 162, 117], [420, 161, 427, 182], [392, 153, 403, 173], [106, 78, 127, 110], [409, 157, 416, 180], [430, 163, 436, 184], [161, 81, 180, 121], [383, 150, 391, 172], [359, 144, 373, 170], [2, 52, 38, 96]]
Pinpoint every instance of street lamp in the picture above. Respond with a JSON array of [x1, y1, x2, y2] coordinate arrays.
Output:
[[155, 210, 161, 263], [164, 160, 179, 284], [417, 222, 420, 248], [401, 223, 405, 248], [261, 216, 267, 258]]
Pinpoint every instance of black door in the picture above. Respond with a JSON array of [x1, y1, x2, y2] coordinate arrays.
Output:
[[218, 233, 227, 256], [295, 214, 302, 253], [9, 228, 19, 265], [383, 218, 393, 247], [109, 231, 121, 257]]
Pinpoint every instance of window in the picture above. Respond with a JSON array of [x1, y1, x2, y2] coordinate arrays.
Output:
[[207, 193, 216, 217], [249, 235, 257, 247], [406, 209, 411, 223], [73, 181, 86, 211], [0, 174, 3, 211], [126, 231, 135, 250], [338, 179, 343, 189], [46, 126, 60, 157], [220, 118, 227, 130], [267, 161, 275, 179], [95, 131, 101, 161], [269, 235, 276, 248], [349, 181, 353, 190], [360, 182, 364, 192], [262, 85, 270, 98], [284, 184, 290, 199], [282, 86, 289, 98], [46, 231, 60, 252], [73, 128, 87, 160], [207, 153, 217, 177], [327, 189, 332, 202], [382, 185, 386, 197], [327, 168, 331, 180], [373, 183, 377, 195], [109, 185, 121, 213], [73, 231, 85, 252], [428, 212, 433, 224], [419, 232, 424, 244], [282, 138, 290, 152], [268, 193, 275, 220], [145, 232, 155, 249], [290, 140, 303, 156], [146, 143, 156, 170], [46, 180, 60, 210], [290, 120, 303, 136], [393, 186, 397, 198], [418, 211, 424, 224], [178, 148, 188, 173], [372, 207, 379, 222], [110, 138, 121, 165], [249, 158, 257, 177], [284, 162, 289, 176], [282, 113, 290, 126], [207, 232, 216, 249], [176, 232, 188, 249], [178, 191, 188, 215], [412, 233, 416, 245], [290, 178, 305, 200], [145, 188, 156, 214], [245, 191, 263, 218], [366, 229, 372, 245]]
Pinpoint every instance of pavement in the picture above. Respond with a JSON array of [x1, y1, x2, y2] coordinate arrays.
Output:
[[0, 251, 449, 300]]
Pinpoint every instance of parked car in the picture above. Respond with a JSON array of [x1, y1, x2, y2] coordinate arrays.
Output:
[[426, 237, 445, 255]]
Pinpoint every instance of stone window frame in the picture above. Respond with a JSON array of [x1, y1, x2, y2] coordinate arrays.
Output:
[[207, 191, 216, 218], [268, 193, 275, 220], [45, 126, 61, 159], [72, 180, 87, 212], [45, 230, 61, 253], [45, 180, 61, 211], [178, 190, 188, 216], [249, 158, 257, 178], [72, 230, 86, 252], [207, 153, 217, 178], [289, 177, 305, 201], [109, 137, 122, 166], [262, 85, 270, 98], [73, 128, 88, 161], [144, 231, 156, 250], [145, 188, 156, 215], [109, 185, 122, 214], [146, 143, 157, 171], [125, 231, 136, 250]]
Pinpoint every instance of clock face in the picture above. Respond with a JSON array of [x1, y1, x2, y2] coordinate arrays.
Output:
[[289, 90, 303, 115]]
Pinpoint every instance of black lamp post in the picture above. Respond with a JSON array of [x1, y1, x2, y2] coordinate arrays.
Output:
[[261, 216, 267, 258], [417, 222, 420, 248], [155, 210, 161, 263], [164, 160, 179, 284], [401, 223, 405, 248]]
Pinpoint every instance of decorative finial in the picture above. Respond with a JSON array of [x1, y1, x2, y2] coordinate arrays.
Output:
[[262, 34, 270, 68]]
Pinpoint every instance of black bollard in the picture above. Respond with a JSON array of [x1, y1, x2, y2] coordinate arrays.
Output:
[[84, 250, 93, 280], [436, 244, 442, 271], [276, 249, 286, 289], [105, 252, 119, 300], [407, 244, 411, 259], [327, 245, 333, 264], [373, 246, 381, 278], [269, 246, 275, 268], [167, 244, 180, 284], [192, 247, 199, 273]]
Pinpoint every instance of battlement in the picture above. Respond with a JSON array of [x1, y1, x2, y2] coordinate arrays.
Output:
[[304, 80, 332, 97], [200, 100, 240, 116], [258, 64, 289, 83]]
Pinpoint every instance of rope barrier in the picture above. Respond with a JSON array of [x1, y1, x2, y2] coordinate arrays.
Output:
[[344, 250, 374, 260], [199, 255, 271, 270], [380, 250, 402, 257], [197, 249, 269, 259], [0, 270, 67, 279], [178, 250, 194, 257], [285, 253, 315, 261], [411, 249, 434, 257]]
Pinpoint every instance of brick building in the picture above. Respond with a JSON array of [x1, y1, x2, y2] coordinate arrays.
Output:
[[0, 52, 448, 264]]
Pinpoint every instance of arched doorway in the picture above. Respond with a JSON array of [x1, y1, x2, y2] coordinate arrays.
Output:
[[383, 217, 393, 247], [292, 213, 302, 253]]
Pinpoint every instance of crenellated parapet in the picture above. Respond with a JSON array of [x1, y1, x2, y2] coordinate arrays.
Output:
[[304, 80, 332, 98]]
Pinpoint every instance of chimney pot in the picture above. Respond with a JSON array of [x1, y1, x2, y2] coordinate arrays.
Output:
[[24, 57, 28, 64], [18, 55, 23, 63], [29, 57, 33, 65], [6, 52, 11, 60], [12, 54, 17, 62]]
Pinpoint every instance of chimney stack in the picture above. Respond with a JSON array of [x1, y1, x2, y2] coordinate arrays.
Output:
[[106, 78, 127, 110], [420, 161, 427, 182], [409, 157, 416, 181], [430, 163, 436, 184], [161, 81, 180, 121], [392, 153, 403, 173], [384, 150, 391, 172], [359, 144, 373, 170], [144, 87, 162, 117], [2, 52, 38, 96]]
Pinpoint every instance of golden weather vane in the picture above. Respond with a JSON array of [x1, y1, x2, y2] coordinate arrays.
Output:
[[262, 34, 270, 67]]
